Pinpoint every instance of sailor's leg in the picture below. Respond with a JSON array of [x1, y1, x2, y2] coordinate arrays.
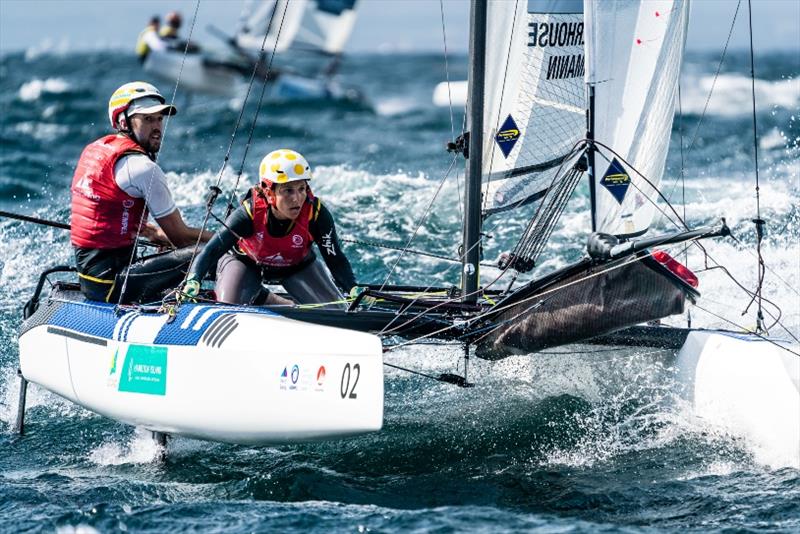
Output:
[[215, 253, 264, 304], [115, 246, 201, 304], [14, 369, 28, 435], [281, 260, 345, 309]]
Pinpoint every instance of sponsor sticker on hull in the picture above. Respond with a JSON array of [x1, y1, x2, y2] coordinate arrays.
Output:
[[118, 345, 168, 396]]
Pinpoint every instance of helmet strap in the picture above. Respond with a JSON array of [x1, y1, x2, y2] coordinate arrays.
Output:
[[121, 111, 156, 161]]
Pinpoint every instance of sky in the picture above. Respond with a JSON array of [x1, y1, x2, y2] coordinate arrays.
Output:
[[0, 0, 798, 55]]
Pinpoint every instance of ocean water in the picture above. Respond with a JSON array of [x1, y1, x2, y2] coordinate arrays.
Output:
[[1, 47, 799, 533]]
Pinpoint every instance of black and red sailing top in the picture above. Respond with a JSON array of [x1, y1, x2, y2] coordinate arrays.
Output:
[[238, 188, 316, 267]]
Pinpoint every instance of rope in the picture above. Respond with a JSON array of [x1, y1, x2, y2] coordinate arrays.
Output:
[[744, 0, 766, 333], [174, 2, 291, 301], [340, 236, 496, 268], [117, 0, 202, 305]]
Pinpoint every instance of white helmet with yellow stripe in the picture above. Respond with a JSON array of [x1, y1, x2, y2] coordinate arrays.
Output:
[[108, 81, 176, 130], [259, 149, 312, 188]]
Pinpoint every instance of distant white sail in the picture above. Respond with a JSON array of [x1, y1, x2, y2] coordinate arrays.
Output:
[[236, 0, 308, 53], [236, 0, 359, 56], [586, 0, 689, 237], [293, 0, 359, 55], [481, 0, 586, 215]]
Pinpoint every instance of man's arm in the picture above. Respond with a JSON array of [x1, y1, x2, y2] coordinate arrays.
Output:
[[155, 209, 213, 248], [115, 154, 212, 248]]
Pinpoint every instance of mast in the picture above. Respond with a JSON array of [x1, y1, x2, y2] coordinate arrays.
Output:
[[587, 84, 597, 232], [462, 0, 488, 304]]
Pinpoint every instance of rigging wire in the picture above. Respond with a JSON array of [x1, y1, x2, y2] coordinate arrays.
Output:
[[590, 140, 797, 342], [742, 0, 766, 333], [117, 0, 202, 305], [684, 0, 742, 154], [339, 236, 496, 268], [438, 0, 456, 143], [378, 154, 460, 291], [437, 0, 466, 223], [376, 142, 587, 339], [678, 81, 691, 327], [174, 3, 291, 298]]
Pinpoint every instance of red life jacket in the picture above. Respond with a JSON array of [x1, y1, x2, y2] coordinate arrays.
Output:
[[70, 135, 148, 249], [238, 188, 319, 267]]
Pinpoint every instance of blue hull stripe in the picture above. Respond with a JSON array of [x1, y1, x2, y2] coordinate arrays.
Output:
[[45, 299, 280, 347]]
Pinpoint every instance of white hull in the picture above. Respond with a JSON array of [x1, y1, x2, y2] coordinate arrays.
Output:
[[433, 80, 467, 108], [676, 331, 800, 465], [143, 50, 241, 97], [142, 49, 361, 103], [19, 299, 383, 445]]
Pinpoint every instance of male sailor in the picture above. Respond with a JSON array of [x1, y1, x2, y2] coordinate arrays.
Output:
[[70, 81, 212, 303], [159, 11, 200, 53], [180, 149, 367, 308], [135, 16, 166, 63]]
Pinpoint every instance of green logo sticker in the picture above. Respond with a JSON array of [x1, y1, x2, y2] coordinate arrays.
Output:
[[118, 345, 168, 396]]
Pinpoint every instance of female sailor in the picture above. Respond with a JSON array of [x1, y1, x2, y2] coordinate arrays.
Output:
[[181, 149, 364, 307]]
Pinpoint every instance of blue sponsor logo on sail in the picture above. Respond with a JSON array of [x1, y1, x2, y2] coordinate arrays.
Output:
[[601, 158, 631, 204], [495, 115, 521, 158]]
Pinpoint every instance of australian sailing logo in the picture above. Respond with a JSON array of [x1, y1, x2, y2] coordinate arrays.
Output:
[[495, 115, 521, 158], [600, 158, 631, 204]]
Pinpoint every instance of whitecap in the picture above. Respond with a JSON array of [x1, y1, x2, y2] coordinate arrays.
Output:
[[18, 78, 72, 102], [374, 96, 419, 116], [679, 73, 799, 117], [14, 121, 69, 141]]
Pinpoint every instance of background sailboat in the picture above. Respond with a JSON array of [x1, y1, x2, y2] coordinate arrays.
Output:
[[144, 0, 364, 102]]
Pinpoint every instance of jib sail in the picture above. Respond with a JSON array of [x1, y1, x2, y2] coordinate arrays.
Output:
[[586, 0, 689, 237]]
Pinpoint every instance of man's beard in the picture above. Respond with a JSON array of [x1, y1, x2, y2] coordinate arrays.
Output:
[[138, 135, 161, 154]]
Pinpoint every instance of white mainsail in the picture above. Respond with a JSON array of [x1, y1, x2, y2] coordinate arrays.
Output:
[[236, 0, 359, 56], [481, 0, 586, 215], [236, 0, 308, 54], [586, 0, 689, 237], [292, 0, 359, 55]]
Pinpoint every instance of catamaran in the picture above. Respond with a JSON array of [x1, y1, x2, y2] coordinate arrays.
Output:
[[143, 0, 364, 102], [13, 0, 799, 457]]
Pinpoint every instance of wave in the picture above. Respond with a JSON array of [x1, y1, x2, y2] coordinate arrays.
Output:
[[13, 121, 70, 141], [679, 73, 799, 117], [17, 78, 72, 102]]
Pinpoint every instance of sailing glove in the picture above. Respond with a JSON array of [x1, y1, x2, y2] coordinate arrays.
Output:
[[349, 286, 376, 308], [180, 277, 201, 302]]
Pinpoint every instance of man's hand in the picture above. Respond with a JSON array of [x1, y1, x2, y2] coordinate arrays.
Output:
[[140, 223, 172, 248]]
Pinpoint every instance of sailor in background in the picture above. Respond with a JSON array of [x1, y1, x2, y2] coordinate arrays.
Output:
[[181, 149, 366, 308], [135, 16, 166, 63], [70, 82, 212, 303], [159, 11, 200, 53]]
